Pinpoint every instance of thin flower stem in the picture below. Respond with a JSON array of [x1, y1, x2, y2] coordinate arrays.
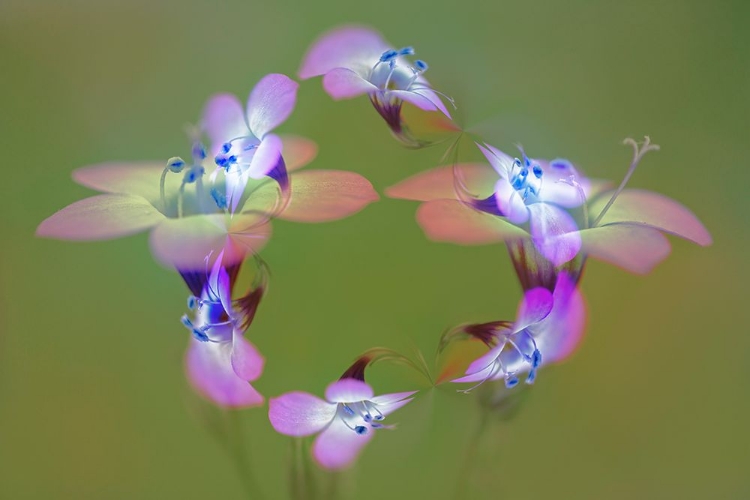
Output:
[[226, 410, 265, 500], [290, 438, 318, 500], [453, 411, 491, 500]]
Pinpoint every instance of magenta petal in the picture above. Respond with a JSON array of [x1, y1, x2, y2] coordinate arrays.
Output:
[[72, 162, 167, 204], [185, 339, 264, 408], [149, 213, 272, 271], [231, 331, 265, 382], [322, 68, 378, 100], [515, 288, 554, 331], [527, 203, 582, 266], [246, 74, 299, 138], [280, 135, 318, 172], [385, 164, 497, 202], [409, 84, 452, 118], [276, 170, 379, 223], [325, 379, 374, 403], [495, 179, 530, 224], [298, 25, 389, 79], [202, 93, 248, 155], [313, 417, 374, 470], [36, 194, 165, 240], [268, 392, 337, 437], [416, 199, 528, 245], [579, 224, 672, 274], [540, 273, 587, 363], [591, 189, 712, 246]]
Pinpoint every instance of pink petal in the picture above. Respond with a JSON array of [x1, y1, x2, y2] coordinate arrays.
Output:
[[325, 379, 374, 403], [540, 273, 587, 363], [36, 194, 165, 241], [495, 178, 530, 224], [298, 25, 389, 79], [185, 339, 264, 409], [73, 161, 167, 204], [409, 82, 452, 118], [322, 68, 378, 100], [280, 135, 318, 172], [246, 74, 299, 138], [230, 330, 265, 382], [268, 392, 337, 437], [201, 93, 248, 155], [515, 288, 554, 331], [527, 203, 582, 266], [536, 162, 590, 209], [452, 361, 499, 384], [390, 89, 449, 117], [149, 213, 272, 271], [276, 170, 379, 223], [385, 164, 497, 202], [369, 391, 418, 407], [312, 418, 374, 470], [416, 199, 528, 245], [462, 343, 504, 379], [579, 224, 672, 275], [247, 133, 284, 180], [590, 189, 712, 246]]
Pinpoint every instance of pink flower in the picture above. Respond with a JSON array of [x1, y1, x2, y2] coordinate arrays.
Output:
[[269, 379, 416, 469]]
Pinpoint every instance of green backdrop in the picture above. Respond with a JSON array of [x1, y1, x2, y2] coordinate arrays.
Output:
[[1, 0, 747, 498]]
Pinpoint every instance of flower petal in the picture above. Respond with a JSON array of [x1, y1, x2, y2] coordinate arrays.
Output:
[[589, 189, 712, 246], [246, 74, 298, 138], [460, 343, 505, 381], [280, 135, 318, 172], [385, 164, 497, 202], [298, 25, 389, 79], [149, 213, 272, 271], [268, 392, 337, 437], [247, 134, 284, 180], [278, 170, 379, 222], [312, 417, 374, 470], [369, 391, 418, 414], [539, 272, 587, 363], [515, 288, 554, 331], [185, 339, 264, 408], [72, 162, 168, 205], [389, 88, 450, 118], [416, 199, 528, 245], [231, 330, 265, 382], [452, 360, 499, 384], [476, 143, 515, 178], [494, 178, 530, 224], [579, 223, 672, 274], [322, 67, 378, 100], [325, 379, 374, 403], [527, 203, 581, 266], [201, 93, 248, 155], [36, 194, 165, 240], [535, 159, 590, 208]]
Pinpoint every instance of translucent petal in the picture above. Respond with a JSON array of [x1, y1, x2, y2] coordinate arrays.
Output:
[[313, 417, 374, 470], [527, 203, 581, 266], [246, 73, 298, 138], [280, 135, 318, 172], [579, 223, 672, 274], [298, 25, 389, 79], [73, 162, 169, 206], [231, 330, 265, 382], [495, 179, 530, 224], [515, 288, 555, 331], [268, 392, 337, 437], [369, 391, 418, 415], [36, 194, 165, 241], [415, 199, 528, 245], [385, 164, 497, 202], [325, 379, 374, 403], [201, 93, 248, 155], [476, 143, 515, 178], [322, 67, 378, 100]]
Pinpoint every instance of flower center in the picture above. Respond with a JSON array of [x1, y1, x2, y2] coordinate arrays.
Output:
[[336, 400, 386, 435], [507, 156, 544, 202], [369, 47, 429, 92], [160, 142, 221, 218]]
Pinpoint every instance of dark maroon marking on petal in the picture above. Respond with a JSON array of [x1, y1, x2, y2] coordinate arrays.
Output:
[[370, 94, 403, 133], [234, 286, 264, 331], [464, 321, 515, 346], [340, 355, 373, 382], [506, 239, 585, 292]]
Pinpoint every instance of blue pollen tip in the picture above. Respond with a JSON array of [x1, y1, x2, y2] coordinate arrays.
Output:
[[192, 328, 210, 342], [228, 155, 238, 165], [415, 59, 428, 72], [167, 157, 186, 173], [370, 423, 384, 429], [524, 156, 531, 167], [374, 415, 384, 421], [180, 314, 193, 329], [187, 296, 198, 309], [221, 142, 232, 154], [380, 49, 398, 62], [192, 143, 207, 160], [520, 167, 529, 178], [505, 375, 520, 388], [211, 188, 227, 209], [343, 405, 355, 416], [215, 155, 228, 168], [399, 46, 414, 55], [354, 426, 368, 435], [532, 349, 543, 368], [526, 370, 537, 384], [533, 165, 543, 178]]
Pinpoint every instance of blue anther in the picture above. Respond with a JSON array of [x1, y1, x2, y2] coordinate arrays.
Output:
[[180, 314, 193, 329], [414, 60, 428, 72], [374, 414, 384, 421], [192, 143, 207, 161], [187, 296, 198, 310], [211, 188, 227, 209], [519, 167, 529, 179], [343, 404, 355, 416], [215, 155, 228, 168], [551, 159, 572, 170], [227, 155, 238, 165], [354, 426, 368, 435], [526, 369, 537, 384], [533, 165, 543, 179], [524, 156, 531, 167], [167, 157, 186, 173], [192, 328, 210, 343], [379, 49, 398, 62], [221, 142, 232, 154], [399, 46, 414, 56], [184, 166, 204, 184], [370, 423, 384, 429], [531, 349, 542, 368], [363, 413, 372, 422], [505, 375, 519, 388]]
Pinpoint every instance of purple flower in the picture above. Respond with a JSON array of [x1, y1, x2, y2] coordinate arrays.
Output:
[[298, 25, 452, 144], [269, 379, 416, 469], [181, 250, 265, 408], [386, 137, 711, 275], [453, 272, 586, 388]]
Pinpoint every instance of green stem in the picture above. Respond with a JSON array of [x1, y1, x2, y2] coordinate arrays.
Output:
[[226, 410, 264, 500], [453, 410, 491, 500]]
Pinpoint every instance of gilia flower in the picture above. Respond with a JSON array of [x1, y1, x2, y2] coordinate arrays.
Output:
[[298, 25, 453, 145], [180, 250, 266, 408], [269, 378, 416, 469], [453, 272, 585, 388], [386, 137, 711, 275]]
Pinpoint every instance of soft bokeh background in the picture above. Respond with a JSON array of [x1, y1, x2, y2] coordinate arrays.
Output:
[[1, 0, 747, 498]]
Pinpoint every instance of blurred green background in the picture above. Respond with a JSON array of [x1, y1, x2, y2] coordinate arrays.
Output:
[[1, 0, 748, 498]]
